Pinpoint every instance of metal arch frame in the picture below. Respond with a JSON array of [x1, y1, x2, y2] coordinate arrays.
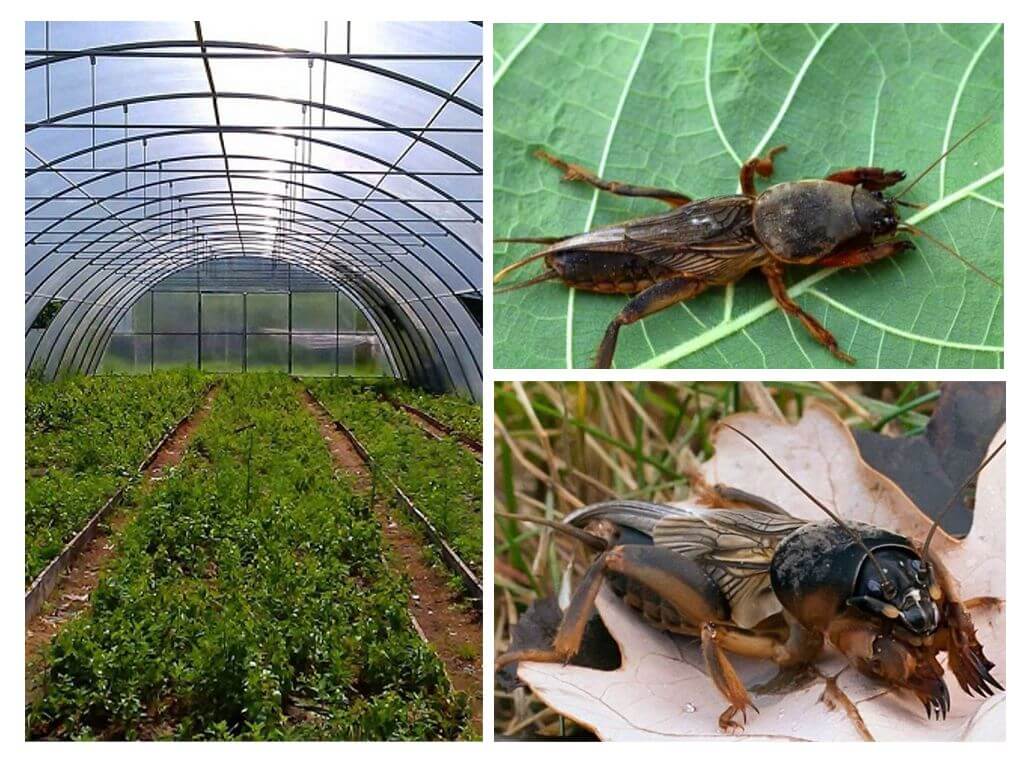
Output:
[[25, 22, 482, 396], [28, 92, 480, 175], [30, 235, 476, 399], [24, 144, 482, 376], [26, 168, 482, 393], [59, 239, 472, 395], [24, 38, 483, 118], [25, 101, 482, 266], [27, 130, 480, 260]]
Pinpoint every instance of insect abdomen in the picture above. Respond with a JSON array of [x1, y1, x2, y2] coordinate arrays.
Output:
[[609, 572, 695, 633], [547, 250, 673, 294]]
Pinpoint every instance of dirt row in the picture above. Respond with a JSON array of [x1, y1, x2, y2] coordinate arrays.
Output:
[[301, 390, 483, 730], [383, 396, 483, 461]]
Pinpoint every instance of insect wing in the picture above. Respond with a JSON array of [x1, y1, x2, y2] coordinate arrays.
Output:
[[654, 506, 806, 628], [623, 196, 761, 277], [563, 499, 679, 537]]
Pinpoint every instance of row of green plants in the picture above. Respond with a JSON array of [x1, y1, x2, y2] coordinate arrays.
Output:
[[25, 371, 209, 584], [377, 380, 482, 442], [28, 374, 470, 740], [307, 380, 482, 579]]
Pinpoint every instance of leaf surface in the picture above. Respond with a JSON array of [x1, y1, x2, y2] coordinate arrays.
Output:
[[493, 23, 1003, 369]]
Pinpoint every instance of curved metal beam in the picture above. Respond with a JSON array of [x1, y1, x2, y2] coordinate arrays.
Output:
[[27, 91, 481, 173], [25, 37, 483, 116], [25, 174, 483, 386]]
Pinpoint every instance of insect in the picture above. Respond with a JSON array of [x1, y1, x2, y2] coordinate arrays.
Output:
[[496, 424, 1004, 731], [494, 122, 997, 368]]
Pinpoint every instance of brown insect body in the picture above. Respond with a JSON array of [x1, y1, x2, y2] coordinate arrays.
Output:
[[497, 493, 1001, 730], [496, 129, 994, 367], [543, 195, 768, 293]]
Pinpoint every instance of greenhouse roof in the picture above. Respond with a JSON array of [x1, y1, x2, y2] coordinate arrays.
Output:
[[25, 21, 482, 397]]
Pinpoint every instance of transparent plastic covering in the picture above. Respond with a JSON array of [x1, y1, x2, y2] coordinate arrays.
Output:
[[25, 21, 482, 398]]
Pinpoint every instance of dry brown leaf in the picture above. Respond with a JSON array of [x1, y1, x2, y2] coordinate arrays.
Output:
[[516, 405, 1005, 741]]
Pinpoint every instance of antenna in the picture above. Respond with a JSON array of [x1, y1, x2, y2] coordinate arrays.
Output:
[[895, 117, 990, 200], [898, 223, 1001, 288], [923, 439, 1005, 557], [719, 423, 898, 597]]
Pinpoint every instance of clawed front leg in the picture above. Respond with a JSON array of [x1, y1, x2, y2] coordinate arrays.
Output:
[[829, 617, 950, 719], [826, 166, 906, 191], [740, 145, 787, 195], [929, 558, 1004, 697]]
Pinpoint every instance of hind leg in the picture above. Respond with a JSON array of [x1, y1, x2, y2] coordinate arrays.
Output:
[[603, 546, 761, 731], [495, 552, 610, 668], [497, 544, 727, 667], [597, 277, 708, 368], [536, 149, 692, 207]]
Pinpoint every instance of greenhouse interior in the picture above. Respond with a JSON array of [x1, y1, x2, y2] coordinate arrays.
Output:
[[26, 20, 482, 398], [25, 21, 482, 741]]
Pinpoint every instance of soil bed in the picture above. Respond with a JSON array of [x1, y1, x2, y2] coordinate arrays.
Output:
[[26, 386, 219, 698], [301, 389, 483, 729]]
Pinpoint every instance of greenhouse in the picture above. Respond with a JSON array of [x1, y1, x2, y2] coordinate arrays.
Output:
[[26, 20, 482, 398], [25, 21, 482, 741]]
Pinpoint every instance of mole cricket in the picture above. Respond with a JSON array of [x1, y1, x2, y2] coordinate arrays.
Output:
[[496, 425, 1005, 730], [495, 122, 998, 368]]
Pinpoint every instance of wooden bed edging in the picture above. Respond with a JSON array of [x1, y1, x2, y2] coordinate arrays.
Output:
[[380, 392, 483, 460]]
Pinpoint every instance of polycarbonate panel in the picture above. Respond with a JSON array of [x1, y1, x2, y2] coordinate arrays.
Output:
[[292, 292, 337, 334], [340, 335, 387, 375], [201, 334, 244, 373], [201, 293, 244, 333], [153, 292, 198, 333], [246, 334, 288, 372], [338, 293, 371, 332], [114, 292, 152, 334], [153, 334, 197, 369], [292, 334, 336, 376], [99, 334, 152, 373], [246, 293, 289, 335]]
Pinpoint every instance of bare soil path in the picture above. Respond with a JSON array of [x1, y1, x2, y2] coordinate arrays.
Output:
[[382, 395, 483, 462], [25, 386, 220, 696], [301, 389, 483, 730]]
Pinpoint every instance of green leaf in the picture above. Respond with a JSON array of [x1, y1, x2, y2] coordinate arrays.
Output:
[[493, 23, 1003, 369]]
